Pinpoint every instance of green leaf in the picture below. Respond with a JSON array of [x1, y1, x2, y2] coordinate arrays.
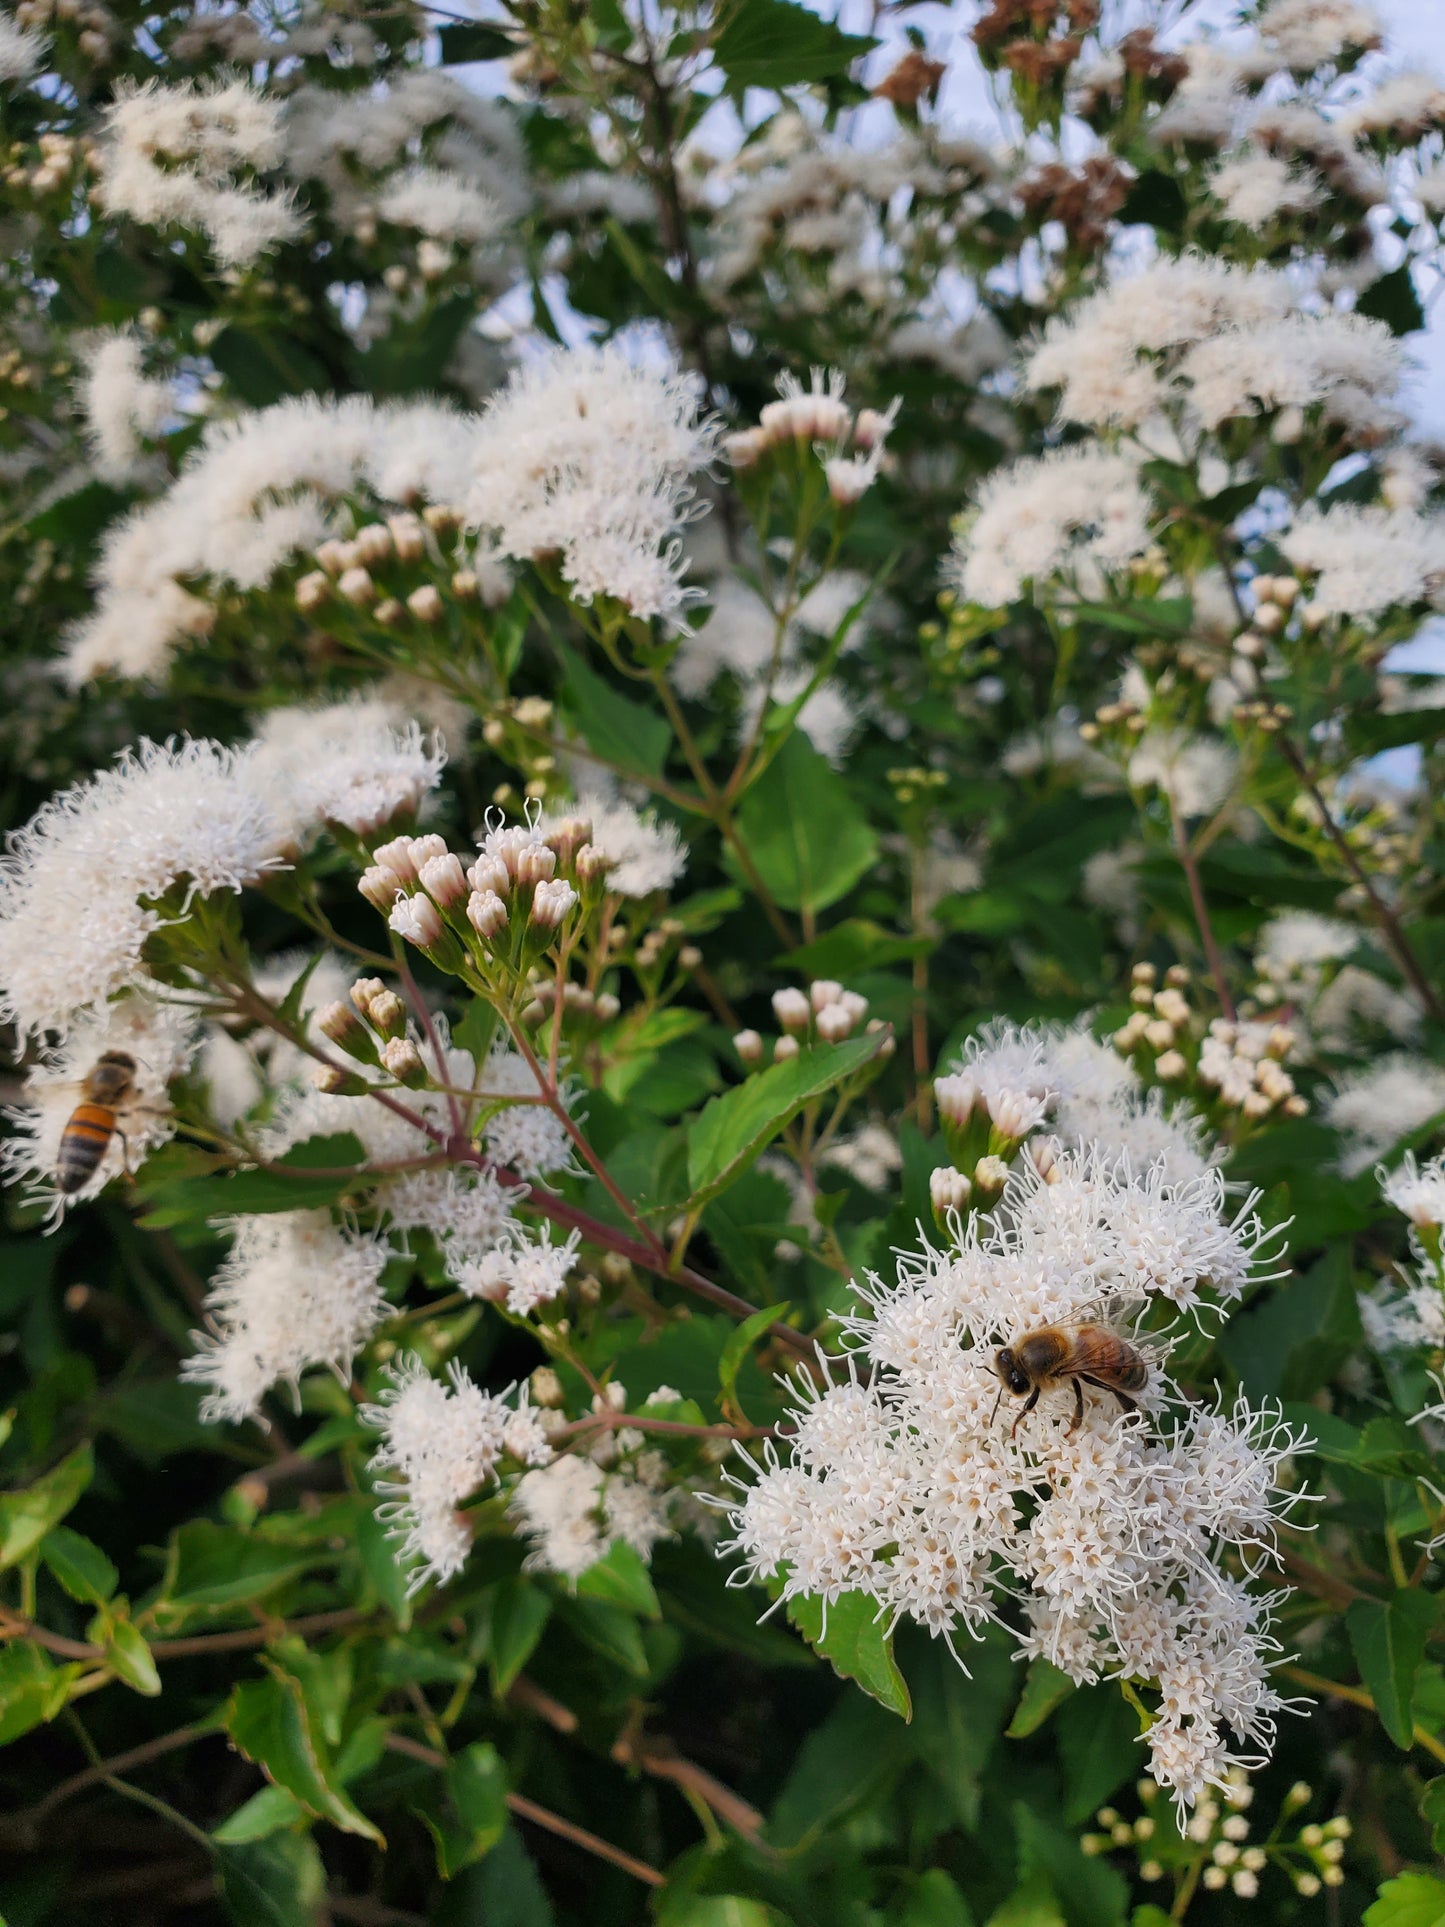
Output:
[[452, 1824, 557, 1927], [985, 1880, 1066, 1927], [1420, 1776, 1445, 1856], [1064, 598, 1192, 637], [711, 0, 874, 90], [226, 1667, 385, 1843], [1356, 264, 1426, 338], [574, 1541, 661, 1619], [437, 20, 514, 60], [769, 1690, 913, 1850], [0, 1641, 82, 1745], [0, 1444, 92, 1571], [41, 1524, 118, 1604], [897, 1870, 976, 1927], [216, 1832, 327, 1927], [103, 1617, 162, 1696], [1216, 1244, 1361, 1400], [782, 919, 932, 979], [1007, 1658, 1077, 1738], [210, 328, 333, 408], [1363, 1873, 1445, 1927], [719, 1302, 788, 1421], [785, 1590, 911, 1720], [560, 647, 671, 780], [731, 733, 877, 913], [137, 1134, 369, 1226], [420, 1741, 509, 1878], [1347, 1591, 1439, 1749], [1012, 1804, 1129, 1927], [658, 1903, 785, 1927], [356, 1500, 411, 1629], [158, 1520, 323, 1618], [484, 1576, 552, 1696], [213, 1783, 308, 1844], [1056, 1686, 1140, 1824], [905, 1628, 1018, 1832], [687, 1033, 886, 1205], [555, 1595, 649, 1675]]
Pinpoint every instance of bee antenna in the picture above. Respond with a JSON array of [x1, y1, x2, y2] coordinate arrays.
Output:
[[989, 1380, 1005, 1428]]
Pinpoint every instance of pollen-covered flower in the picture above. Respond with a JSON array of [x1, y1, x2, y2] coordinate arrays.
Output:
[[183, 1211, 391, 1423]]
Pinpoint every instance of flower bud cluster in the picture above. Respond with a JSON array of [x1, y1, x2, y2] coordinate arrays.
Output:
[[1080, 1772, 1348, 1899], [1198, 1018, 1305, 1119], [723, 368, 899, 506], [295, 510, 507, 632], [734, 980, 885, 1069]]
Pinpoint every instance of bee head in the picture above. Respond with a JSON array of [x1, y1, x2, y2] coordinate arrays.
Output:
[[994, 1347, 1030, 1397]]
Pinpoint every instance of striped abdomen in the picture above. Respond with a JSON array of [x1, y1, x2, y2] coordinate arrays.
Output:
[[57, 1103, 117, 1194]]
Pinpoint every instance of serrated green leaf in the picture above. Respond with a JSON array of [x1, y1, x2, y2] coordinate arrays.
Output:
[[1348, 1591, 1439, 1750], [216, 1832, 327, 1927], [897, 1869, 976, 1927], [730, 732, 877, 913], [574, 1540, 660, 1619], [0, 1444, 92, 1571], [1006, 1657, 1076, 1738], [226, 1667, 384, 1843], [0, 1641, 83, 1745], [157, 1520, 322, 1619], [1363, 1873, 1445, 1927], [1420, 1777, 1445, 1856], [1056, 1685, 1140, 1824], [419, 1741, 509, 1878], [555, 1595, 649, 1675], [711, 0, 873, 89], [41, 1524, 118, 1604], [688, 1034, 885, 1205], [561, 646, 670, 780], [785, 1590, 911, 1720]]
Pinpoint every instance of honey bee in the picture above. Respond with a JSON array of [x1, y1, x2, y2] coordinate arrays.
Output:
[[56, 1051, 139, 1195], [992, 1323, 1148, 1438]]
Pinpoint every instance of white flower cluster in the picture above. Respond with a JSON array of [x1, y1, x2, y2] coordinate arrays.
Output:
[[1127, 730, 1238, 822], [0, 11, 47, 81], [1325, 1055, 1445, 1176], [1251, 911, 1358, 1004], [97, 80, 303, 267], [939, 1021, 1214, 1184], [251, 697, 447, 841], [548, 792, 686, 900], [720, 1150, 1298, 1808], [951, 447, 1153, 607], [1024, 257, 1402, 446], [79, 332, 177, 483], [1198, 1022, 1304, 1119], [364, 1355, 554, 1591], [1359, 1153, 1445, 1358], [0, 715, 445, 1042], [1278, 504, 1445, 619], [182, 1211, 390, 1423], [510, 1383, 683, 1579]]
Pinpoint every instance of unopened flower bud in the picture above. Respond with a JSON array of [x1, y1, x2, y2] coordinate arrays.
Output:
[[295, 570, 330, 613], [531, 878, 577, 929], [353, 523, 393, 566], [407, 583, 444, 623], [317, 1000, 370, 1055], [809, 979, 844, 1013], [373, 836, 420, 884], [312, 1064, 368, 1095], [381, 1037, 427, 1086], [359, 865, 402, 913], [774, 1034, 800, 1062], [390, 894, 444, 949], [723, 427, 768, 468], [973, 1154, 1009, 1197], [515, 843, 557, 887], [930, 1166, 972, 1215], [815, 1002, 855, 1042], [366, 989, 408, 1039], [595, 993, 621, 1022], [575, 842, 614, 883], [772, 987, 811, 1034], [854, 407, 891, 451], [933, 1072, 979, 1129], [452, 568, 479, 598], [315, 538, 350, 577], [406, 833, 449, 871], [468, 855, 510, 899], [530, 1366, 564, 1408], [679, 944, 702, 969], [350, 976, 387, 1020], [374, 597, 403, 626], [419, 852, 468, 909], [1155, 1050, 1187, 1081], [338, 566, 375, 606], [1144, 1019, 1175, 1051], [467, 889, 509, 939], [734, 1028, 764, 1065], [388, 513, 426, 561], [839, 990, 869, 1026]]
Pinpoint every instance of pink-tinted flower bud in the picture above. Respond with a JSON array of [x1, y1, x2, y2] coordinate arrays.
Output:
[[349, 976, 387, 1020], [406, 833, 449, 871], [809, 979, 844, 1013], [815, 1002, 855, 1043], [930, 1166, 972, 1215], [295, 570, 330, 613], [374, 597, 404, 626], [366, 989, 408, 1039], [373, 836, 419, 883], [530, 878, 578, 929], [773, 1034, 800, 1062], [839, 990, 869, 1026], [317, 1000, 368, 1054], [515, 843, 557, 887], [419, 852, 468, 908], [338, 566, 376, 606], [353, 523, 393, 566], [407, 584, 444, 623], [679, 944, 702, 969], [314, 538, 351, 577], [467, 889, 510, 939], [934, 1072, 979, 1128], [390, 894, 444, 948], [723, 427, 768, 468], [468, 855, 511, 898], [854, 406, 894, 452], [546, 815, 592, 868], [388, 513, 426, 561], [312, 1064, 368, 1095], [359, 865, 402, 913], [381, 1036, 427, 1086], [973, 1154, 1009, 1197], [733, 1029, 764, 1066], [452, 568, 479, 598], [772, 987, 811, 1035], [575, 842, 614, 884], [595, 993, 620, 1022]]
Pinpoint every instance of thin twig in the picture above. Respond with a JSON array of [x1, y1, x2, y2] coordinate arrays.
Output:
[[382, 1734, 664, 1886], [1275, 734, 1444, 1022], [2, 1724, 212, 1837], [1283, 1664, 1445, 1767], [1170, 799, 1236, 1021]]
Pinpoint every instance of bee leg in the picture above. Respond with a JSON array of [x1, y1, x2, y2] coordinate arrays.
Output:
[[1082, 1377, 1140, 1420], [1066, 1377, 1085, 1437], [1009, 1387, 1041, 1440], [989, 1382, 1005, 1427]]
